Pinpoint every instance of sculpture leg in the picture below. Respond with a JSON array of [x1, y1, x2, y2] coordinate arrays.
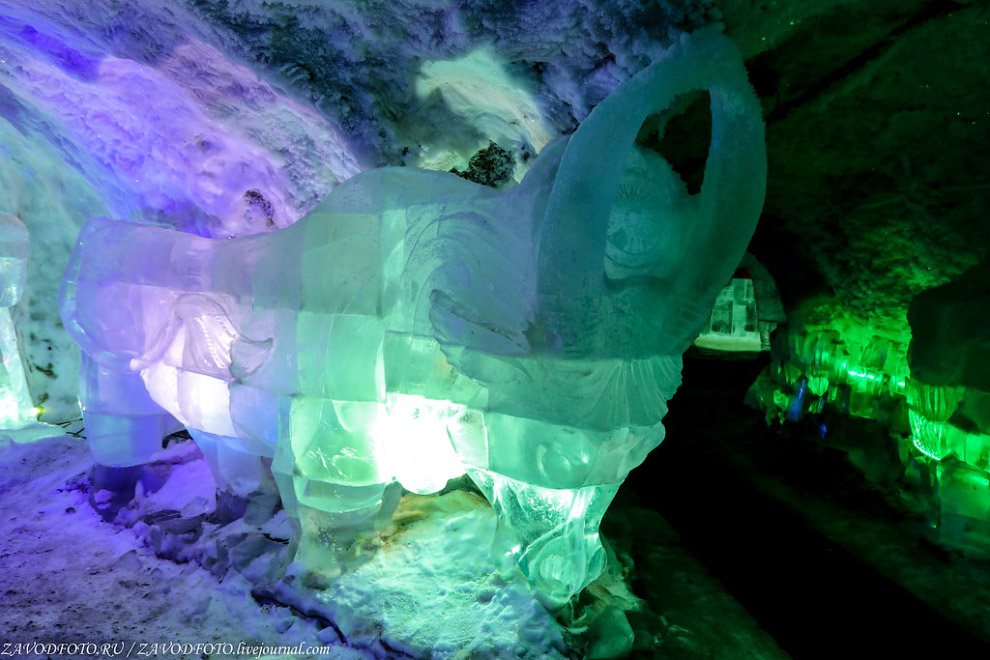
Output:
[[79, 352, 174, 519], [288, 480, 401, 580], [452, 411, 655, 608], [272, 395, 400, 578], [467, 467, 619, 609], [187, 429, 280, 523]]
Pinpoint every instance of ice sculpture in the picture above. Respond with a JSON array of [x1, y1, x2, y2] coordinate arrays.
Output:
[[694, 273, 761, 353], [60, 28, 765, 606], [0, 213, 37, 430]]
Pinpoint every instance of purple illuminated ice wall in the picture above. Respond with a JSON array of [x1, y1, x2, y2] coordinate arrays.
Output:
[[0, 0, 713, 422], [0, 2, 372, 419]]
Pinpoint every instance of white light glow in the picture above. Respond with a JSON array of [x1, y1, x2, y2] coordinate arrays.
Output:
[[415, 49, 554, 180], [372, 394, 467, 495]]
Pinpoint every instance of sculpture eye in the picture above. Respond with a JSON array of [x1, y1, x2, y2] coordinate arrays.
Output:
[[604, 147, 687, 279]]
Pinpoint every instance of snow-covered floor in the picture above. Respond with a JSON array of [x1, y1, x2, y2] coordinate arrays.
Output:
[[0, 430, 584, 659], [0, 431, 349, 660], [0, 425, 789, 659]]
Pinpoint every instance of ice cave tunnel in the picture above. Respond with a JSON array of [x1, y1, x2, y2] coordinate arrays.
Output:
[[0, 1, 988, 659]]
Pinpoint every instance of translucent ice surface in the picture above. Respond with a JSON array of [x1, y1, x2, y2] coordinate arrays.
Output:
[[0, 213, 38, 431], [694, 277, 762, 353], [60, 28, 766, 606]]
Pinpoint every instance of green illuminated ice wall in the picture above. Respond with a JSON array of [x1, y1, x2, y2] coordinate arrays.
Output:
[[750, 285, 990, 555]]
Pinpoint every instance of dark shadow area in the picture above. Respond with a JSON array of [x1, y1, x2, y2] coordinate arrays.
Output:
[[638, 91, 711, 196], [622, 352, 990, 658]]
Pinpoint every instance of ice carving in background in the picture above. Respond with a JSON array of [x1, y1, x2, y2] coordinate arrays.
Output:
[[60, 28, 766, 607], [741, 253, 786, 350], [694, 273, 761, 353], [0, 213, 37, 430], [694, 253, 784, 354], [747, 269, 990, 557]]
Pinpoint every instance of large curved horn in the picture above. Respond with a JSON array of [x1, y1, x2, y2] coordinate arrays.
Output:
[[537, 27, 766, 338]]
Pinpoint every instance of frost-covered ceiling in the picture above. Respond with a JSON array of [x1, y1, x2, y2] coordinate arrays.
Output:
[[0, 0, 986, 418]]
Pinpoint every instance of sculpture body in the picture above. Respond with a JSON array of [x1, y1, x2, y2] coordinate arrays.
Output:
[[60, 29, 766, 606]]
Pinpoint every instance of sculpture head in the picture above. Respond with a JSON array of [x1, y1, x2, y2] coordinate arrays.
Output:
[[533, 28, 766, 359], [416, 27, 766, 605], [430, 26, 766, 440]]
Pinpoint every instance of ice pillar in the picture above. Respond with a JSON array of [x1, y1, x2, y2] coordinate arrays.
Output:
[[0, 214, 36, 430]]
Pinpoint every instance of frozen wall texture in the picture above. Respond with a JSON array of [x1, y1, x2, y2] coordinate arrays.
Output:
[[0, 0, 724, 419], [0, 1, 363, 417], [734, 0, 988, 322], [718, 0, 989, 557], [3, 0, 984, 422]]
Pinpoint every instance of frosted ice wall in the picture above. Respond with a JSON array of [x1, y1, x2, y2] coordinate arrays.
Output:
[[0, 0, 715, 418], [180, 0, 716, 165], [0, 2, 361, 416], [0, 213, 34, 428]]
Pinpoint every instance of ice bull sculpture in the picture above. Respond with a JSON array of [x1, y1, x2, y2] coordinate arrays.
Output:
[[59, 29, 765, 607]]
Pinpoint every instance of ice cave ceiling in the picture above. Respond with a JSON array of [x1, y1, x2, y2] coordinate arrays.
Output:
[[0, 0, 986, 421]]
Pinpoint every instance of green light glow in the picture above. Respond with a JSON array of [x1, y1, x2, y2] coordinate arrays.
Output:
[[763, 299, 963, 463], [909, 410, 950, 460], [755, 296, 990, 556]]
